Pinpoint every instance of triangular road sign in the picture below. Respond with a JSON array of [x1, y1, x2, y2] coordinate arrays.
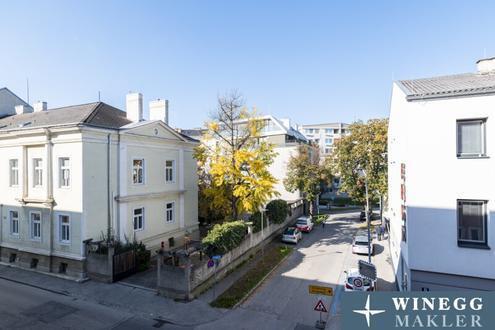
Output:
[[314, 299, 328, 313]]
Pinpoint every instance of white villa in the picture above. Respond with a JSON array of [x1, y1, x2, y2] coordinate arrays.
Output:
[[388, 57, 495, 291], [0, 90, 199, 279]]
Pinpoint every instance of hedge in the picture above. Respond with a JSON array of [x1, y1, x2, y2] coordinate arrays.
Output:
[[266, 199, 288, 224], [249, 212, 263, 233], [202, 221, 248, 256]]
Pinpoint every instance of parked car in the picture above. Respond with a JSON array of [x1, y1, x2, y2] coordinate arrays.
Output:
[[282, 227, 302, 244], [359, 209, 373, 221], [295, 216, 314, 232], [352, 235, 374, 255], [344, 268, 376, 291]]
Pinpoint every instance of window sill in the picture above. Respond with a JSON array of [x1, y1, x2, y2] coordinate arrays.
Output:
[[457, 155, 489, 159], [457, 242, 490, 250]]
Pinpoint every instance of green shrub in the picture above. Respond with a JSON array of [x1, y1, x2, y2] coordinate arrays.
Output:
[[249, 212, 262, 233], [332, 196, 352, 207], [202, 221, 248, 256], [266, 199, 288, 224]]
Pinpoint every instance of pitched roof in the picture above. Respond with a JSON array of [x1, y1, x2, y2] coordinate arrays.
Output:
[[398, 72, 495, 101], [0, 102, 131, 131], [0, 87, 31, 118]]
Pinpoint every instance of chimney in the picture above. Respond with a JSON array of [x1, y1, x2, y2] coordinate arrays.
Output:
[[126, 92, 143, 122], [33, 101, 47, 112], [477, 57, 495, 74], [15, 104, 32, 115], [149, 99, 169, 124]]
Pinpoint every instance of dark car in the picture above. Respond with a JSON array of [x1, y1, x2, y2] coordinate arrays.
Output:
[[359, 210, 373, 221]]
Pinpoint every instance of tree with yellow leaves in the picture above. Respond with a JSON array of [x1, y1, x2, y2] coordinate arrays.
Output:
[[195, 91, 279, 221]]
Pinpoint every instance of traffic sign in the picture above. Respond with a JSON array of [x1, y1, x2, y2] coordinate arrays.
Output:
[[358, 260, 377, 280], [308, 285, 333, 296], [314, 299, 328, 313]]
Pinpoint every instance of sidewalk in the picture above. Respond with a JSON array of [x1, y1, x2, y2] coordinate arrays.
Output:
[[0, 264, 224, 327]]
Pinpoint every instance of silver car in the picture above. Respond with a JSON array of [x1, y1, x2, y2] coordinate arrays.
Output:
[[352, 235, 374, 255], [282, 227, 302, 244]]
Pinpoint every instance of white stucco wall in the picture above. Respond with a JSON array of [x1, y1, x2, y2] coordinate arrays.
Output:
[[388, 82, 495, 281]]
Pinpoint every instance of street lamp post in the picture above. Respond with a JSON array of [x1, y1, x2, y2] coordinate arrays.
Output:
[[359, 168, 372, 263]]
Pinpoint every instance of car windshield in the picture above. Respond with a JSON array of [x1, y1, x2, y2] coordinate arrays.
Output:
[[296, 220, 307, 225], [355, 241, 368, 246], [285, 228, 295, 235]]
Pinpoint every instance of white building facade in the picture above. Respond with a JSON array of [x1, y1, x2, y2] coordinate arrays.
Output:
[[0, 92, 199, 279], [300, 122, 349, 158], [388, 57, 495, 291]]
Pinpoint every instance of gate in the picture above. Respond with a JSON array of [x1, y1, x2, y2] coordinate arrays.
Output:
[[113, 250, 137, 281]]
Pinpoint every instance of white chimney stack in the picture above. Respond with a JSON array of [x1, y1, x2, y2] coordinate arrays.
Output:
[[33, 101, 47, 112], [15, 104, 32, 115], [149, 99, 169, 124], [477, 57, 495, 74], [126, 92, 143, 122]]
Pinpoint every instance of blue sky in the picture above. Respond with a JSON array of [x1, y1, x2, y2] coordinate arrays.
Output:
[[1, 1, 494, 128]]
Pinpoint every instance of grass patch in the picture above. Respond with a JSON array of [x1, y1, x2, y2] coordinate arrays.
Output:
[[210, 245, 293, 309], [312, 214, 328, 225]]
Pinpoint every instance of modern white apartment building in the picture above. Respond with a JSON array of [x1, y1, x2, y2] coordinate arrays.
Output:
[[299, 122, 349, 158], [0, 91, 199, 279], [182, 116, 308, 202], [388, 57, 495, 291]]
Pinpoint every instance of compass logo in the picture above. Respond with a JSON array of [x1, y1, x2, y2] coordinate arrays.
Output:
[[353, 295, 386, 327]]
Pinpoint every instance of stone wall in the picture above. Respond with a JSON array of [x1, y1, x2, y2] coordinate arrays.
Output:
[[157, 201, 304, 300]]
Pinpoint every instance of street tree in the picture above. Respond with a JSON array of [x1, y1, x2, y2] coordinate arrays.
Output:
[[284, 144, 331, 217], [327, 118, 388, 206], [194, 91, 279, 221]]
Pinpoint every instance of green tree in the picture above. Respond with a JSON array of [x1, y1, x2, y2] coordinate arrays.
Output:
[[195, 92, 279, 221], [284, 145, 331, 217], [327, 119, 388, 205]]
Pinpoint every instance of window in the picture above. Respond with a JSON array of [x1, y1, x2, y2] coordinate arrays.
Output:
[[9, 159, 19, 186], [165, 160, 175, 183], [457, 200, 488, 248], [33, 158, 43, 187], [325, 129, 333, 134], [325, 148, 332, 154], [132, 159, 144, 184], [9, 211, 19, 236], [31, 212, 41, 240], [341, 129, 347, 134], [166, 202, 175, 222], [133, 208, 144, 231], [333, 129, 340, 134], [325, 138, 333, 145], [59, 158, 70, 187], [59, 215, 70, 243], [457, 119, 486, 157]]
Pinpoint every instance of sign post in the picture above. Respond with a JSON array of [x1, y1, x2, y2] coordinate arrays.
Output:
[[314, 299, 328, 329]]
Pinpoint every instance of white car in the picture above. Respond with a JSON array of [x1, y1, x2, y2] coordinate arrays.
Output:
[[352, 235, 374, 255], [295, 216, 314, 233], [282, 227, 302, 244], [344, 268, 376, 291]]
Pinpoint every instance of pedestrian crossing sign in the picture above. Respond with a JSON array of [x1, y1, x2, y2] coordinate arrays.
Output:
[[314, 299, 328, 313]]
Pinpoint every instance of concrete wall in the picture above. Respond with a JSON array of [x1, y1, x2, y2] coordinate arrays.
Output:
[[157, 202, 304, 299]]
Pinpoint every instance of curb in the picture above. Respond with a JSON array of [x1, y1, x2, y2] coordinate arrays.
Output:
[[232, 247, 293, 309], [0, 273, 69, 296]]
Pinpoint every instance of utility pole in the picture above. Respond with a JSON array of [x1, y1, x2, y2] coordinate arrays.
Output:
[[364, 175, 371, 263]]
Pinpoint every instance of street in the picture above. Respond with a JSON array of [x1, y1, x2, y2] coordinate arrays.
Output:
[[0, 210, 394, 330], [197, 210, 396, 330]]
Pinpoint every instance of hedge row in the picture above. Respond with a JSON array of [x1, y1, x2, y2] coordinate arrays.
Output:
[[202, 221, 248, 256], [266, 199, 288, 224]]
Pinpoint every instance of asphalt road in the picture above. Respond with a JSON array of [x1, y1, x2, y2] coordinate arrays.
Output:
[[0, 277, 161, 329], [198, 210, 364, 330]]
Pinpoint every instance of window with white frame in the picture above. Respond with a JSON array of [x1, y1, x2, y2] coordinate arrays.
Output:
[[457, 119, 486, 157], [165, 160, 175, 183], [132, 159, 144, 184], [9, 159, 19, 186], [59, 158, 70, 188], [457, 200, 488, 248], [31, 212, 41, 239], [33, 158, 43, 187], [166, 202, 175, 222], [325, 138, 333, 145], [133, 208, 144, 231], [9, 211, 19, 235], [59, 215, 70, 243]]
